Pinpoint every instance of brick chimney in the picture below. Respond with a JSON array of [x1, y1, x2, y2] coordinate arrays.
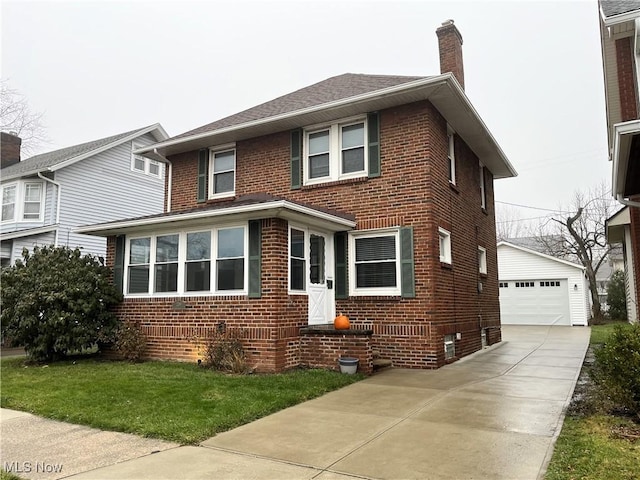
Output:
[[436, 19, 465, 90], [1, 132, 21, 169]]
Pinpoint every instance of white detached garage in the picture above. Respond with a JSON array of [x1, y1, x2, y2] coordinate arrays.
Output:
[[497, 241, 589, 326]]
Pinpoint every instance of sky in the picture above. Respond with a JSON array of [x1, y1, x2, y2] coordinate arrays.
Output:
[[1, 0, 612, 219]]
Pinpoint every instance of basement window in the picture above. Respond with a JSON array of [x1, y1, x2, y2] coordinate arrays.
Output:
[[444, 334, 455, 360]]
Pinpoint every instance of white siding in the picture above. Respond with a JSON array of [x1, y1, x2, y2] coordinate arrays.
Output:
[[9, 231, 56, 264], [55, 132, 165, 258], [497, 243, 589, 326]]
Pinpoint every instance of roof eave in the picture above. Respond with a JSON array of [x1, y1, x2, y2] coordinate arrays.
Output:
[[611, 119, 640, 196], [75, 200, 356, 237], [497, 241, 586, 271], [140, 74, 516, 179]]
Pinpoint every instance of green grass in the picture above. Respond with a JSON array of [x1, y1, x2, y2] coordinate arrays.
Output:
[[0, 470, 25, 480], [545, 320, 640, 479], [0, 358, 362, 444], [545, 416, 640, 480], [590, 321, 632, 345]]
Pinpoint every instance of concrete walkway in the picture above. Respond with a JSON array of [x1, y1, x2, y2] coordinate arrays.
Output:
[[1, 325, 590, 480]]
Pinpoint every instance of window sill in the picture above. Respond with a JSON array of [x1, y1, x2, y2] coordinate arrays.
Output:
[[481, 207, 488, 215], [479, 272, 488, 278], [301, 176, 368, 191], [449, 182, 459, 194], [340, 295, 403, 301], [440, 261, 452, 270]]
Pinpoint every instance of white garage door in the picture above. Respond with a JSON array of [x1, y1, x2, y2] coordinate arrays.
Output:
[[499, 279, 571, 326]]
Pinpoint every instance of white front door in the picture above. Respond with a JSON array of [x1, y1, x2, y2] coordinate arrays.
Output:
[[308, 231, 335, 325]]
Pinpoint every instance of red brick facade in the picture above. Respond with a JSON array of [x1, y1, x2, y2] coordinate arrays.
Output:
[[107, 97, 502, 373]]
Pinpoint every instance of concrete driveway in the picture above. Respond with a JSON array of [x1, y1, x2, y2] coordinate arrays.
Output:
[[2, 325, 590, 480]]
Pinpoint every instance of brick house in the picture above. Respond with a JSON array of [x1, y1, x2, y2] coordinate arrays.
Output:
[[78, 20, 517, 373], [599, 1, 640, 323]]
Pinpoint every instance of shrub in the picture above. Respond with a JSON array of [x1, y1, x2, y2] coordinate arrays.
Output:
[[591, 323, 640, 419], [114, 320, 147, 362], [607, 270, 628, 322], [202, 328, 249, 374], [0, 246, 122, 362]]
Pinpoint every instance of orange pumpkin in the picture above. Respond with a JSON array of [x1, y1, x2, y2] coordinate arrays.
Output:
[[334, 314, 350, 330]]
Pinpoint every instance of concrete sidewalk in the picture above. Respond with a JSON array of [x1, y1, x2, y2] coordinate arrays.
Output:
[[1, 325, 590, 480]]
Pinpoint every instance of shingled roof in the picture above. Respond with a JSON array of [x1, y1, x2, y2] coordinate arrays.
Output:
[[171, 73, 426, 140], [1, 124, 167, 181], [600, 0, 640, 18]]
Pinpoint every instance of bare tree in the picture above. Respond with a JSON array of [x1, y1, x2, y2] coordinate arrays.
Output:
[[495, 204, 535, 241], [0, 80, 49, 156], [533, 182, 617, 322]]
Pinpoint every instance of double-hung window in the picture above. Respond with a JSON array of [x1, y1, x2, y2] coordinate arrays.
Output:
[[210, 149, 235, 198], [478, 246, 487, 274], [479, 164, 486, 209], [448, 132, 456, 184], [350, 230, 400, 296], [304, 117, 367, 184], [1, 182, 44, 223], [186, 231, 211, 292], [289, 228, 306, 291], [125, 226, 246, 296], [1, 184, 17, 222]]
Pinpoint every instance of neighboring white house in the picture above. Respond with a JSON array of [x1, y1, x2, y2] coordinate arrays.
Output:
[[497, 241, 590, 326], [0, 124, 168, 265], [606, 206, 638, 323]]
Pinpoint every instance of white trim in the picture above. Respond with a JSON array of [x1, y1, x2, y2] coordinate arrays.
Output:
[[303, 116, 368, 186], [288, 224, 308, 295], [75, 199, 356, 236], [497, 241, 586, 271], [447, 129, 456, 185], [135, 74, 517, 180], [208, 147, 236, 199], [439, 227, 452, 264], [1, 180, 45, 223], [478, 246, 487, 274], [349, 228, 401, 297], [123, 223, 248, 298], [611, 119, 640, 197], [0, 224, 58, 241], [479, 163, 486, 210], [601, 6, 640, 27]]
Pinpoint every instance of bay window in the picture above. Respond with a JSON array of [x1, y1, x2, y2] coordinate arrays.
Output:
[[2, 185, 16, 222], [125, 225, 246, 295], [1, 181, 43, 222]]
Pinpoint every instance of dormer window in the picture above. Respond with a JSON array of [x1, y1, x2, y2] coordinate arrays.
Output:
[[304, 116, 368, 185]]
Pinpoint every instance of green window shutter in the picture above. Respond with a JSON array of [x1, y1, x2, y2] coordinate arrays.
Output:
[[291, 129, 302, 189], [367, 112, 380, 178], [400, 227, 415, 298], [114, 235, 125, 294], [334, 231, 348, 299], [197, 148, 208, 203], [248, 220, 262, 298]]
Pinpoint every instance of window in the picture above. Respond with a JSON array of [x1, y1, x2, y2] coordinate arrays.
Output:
[[1, 182, 44, 222], [439, 228, 452, 264], [1, 185, 16, 222], [131, 143, 162, 177], [289, 228, 306, 291], [22, 183, 42, 220], [480, 164, 486, 209], [444, 334, 455, 360], [217, 227, 244, 290], [478, 246, 487, 274], [186, 231, 211, 292], [128, 237, 151, 294], [540, 281, 561, 287], [210, 149, 236, 198], [515, 281, 535, 288], [125, 225, 246, 296], [447, 128, 456, 184], [350, 230, 400, 296], [155, 234, 179, 293], [304, 117, 367, 184], [499, 282, 509, 288]]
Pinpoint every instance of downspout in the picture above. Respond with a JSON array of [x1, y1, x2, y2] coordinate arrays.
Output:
[[37, 172, 61, 246], [153, 148, 172, 212], [617, 194, 640, 208]]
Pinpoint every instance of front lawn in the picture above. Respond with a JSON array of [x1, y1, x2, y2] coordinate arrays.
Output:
[[545, 321, 640, 479], [0, 358, 361, 444]]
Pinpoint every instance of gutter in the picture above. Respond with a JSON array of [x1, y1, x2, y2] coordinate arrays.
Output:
[[37, 172, 61, 246], [617, 193, 640, 208], [154, 148, 172, 212]]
